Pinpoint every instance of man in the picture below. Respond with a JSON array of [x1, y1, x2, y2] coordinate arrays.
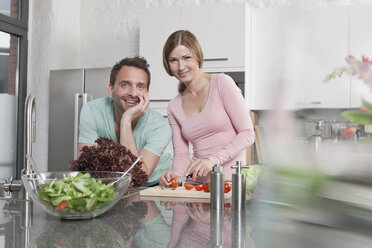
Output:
[[78, 56, 172, 186]]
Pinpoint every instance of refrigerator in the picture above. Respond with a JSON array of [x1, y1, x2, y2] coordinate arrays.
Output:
[[48, 68, 111, 172]]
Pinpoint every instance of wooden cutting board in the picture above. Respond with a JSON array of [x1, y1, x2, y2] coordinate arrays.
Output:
[[139, 186, 232, 201]]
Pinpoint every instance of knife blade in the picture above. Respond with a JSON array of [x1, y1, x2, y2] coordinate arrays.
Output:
[[180, 174, 193, 186]]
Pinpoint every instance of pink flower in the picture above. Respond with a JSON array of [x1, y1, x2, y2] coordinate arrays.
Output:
[[346, 55, 372, 85], [362, 55, 372, 64], [326, 55, 372, 126], [360, 108, 372, 114]]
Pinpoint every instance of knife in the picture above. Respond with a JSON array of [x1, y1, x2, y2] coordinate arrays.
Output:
[[179, 174, 193, 186]]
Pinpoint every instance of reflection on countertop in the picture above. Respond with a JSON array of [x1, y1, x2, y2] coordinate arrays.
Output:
[[0, 193, 253, 248], [1, 185, 372, 248]]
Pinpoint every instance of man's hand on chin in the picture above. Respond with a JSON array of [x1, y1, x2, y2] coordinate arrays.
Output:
[[122, 93, 150, 122]]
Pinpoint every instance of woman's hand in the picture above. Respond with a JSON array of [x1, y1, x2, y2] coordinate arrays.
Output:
[[185, 158, 214, 181], [159, 171, 179, 186], [185, 203, 210, 224]]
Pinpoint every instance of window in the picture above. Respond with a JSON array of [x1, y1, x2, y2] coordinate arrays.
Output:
[[0, 0, 28, 180], [0, 0, 19, 19]]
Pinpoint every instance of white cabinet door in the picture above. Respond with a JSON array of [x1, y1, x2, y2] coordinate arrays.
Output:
[[299, 7, 349, 109], [250, 6, 349, 110], [181, 3, 248, 72], [251, 8, 301, 110], [139, 8, 180, 100], [349, 4, 372, 108]]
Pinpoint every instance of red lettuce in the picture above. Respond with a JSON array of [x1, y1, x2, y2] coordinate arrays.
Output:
[[69, 137, 148, 187]]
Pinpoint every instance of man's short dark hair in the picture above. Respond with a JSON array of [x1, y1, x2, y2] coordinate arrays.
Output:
[[110, 56, 151, 90]]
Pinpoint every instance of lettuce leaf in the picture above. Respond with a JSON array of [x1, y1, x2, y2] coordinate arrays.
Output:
[[242, 164, 265, 190]]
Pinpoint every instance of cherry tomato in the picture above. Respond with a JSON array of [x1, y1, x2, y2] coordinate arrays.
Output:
[[54, 201, 69, 211], [170, 177, 179, 188], [195, 184, 203, 191], [202, 182, 211, 192], [224, 182, 232, 193], [184, 184, 194, 190]]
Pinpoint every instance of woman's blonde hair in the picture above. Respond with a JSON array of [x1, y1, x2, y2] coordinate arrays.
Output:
[[162, 30, 203, 93]]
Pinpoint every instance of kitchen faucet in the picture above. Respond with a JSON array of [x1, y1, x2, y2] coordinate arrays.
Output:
[[0, 95, 36, 248], [23, 94, 37, 176]]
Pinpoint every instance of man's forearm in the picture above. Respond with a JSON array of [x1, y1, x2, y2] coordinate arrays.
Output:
[[120, 120, 153, 176], [120, 120, 141, 157]]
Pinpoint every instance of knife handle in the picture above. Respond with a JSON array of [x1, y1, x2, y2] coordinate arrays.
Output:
[[180, 174, 193, 186]]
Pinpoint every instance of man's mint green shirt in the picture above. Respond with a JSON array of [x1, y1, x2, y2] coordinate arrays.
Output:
[[78, 97, 172, 186]]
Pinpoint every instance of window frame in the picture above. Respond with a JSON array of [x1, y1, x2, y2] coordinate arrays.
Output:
[[0, 0, 29, 179]]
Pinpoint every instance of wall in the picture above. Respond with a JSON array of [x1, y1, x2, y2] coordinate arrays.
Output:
[[28, 0, 372, 171]]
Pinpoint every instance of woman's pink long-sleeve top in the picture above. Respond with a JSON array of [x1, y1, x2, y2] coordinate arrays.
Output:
[[167, 73, 255, 181]]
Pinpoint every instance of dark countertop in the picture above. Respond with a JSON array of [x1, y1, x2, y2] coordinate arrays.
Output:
[[0, 192, 253, 248], [2, 188, 372, 248]]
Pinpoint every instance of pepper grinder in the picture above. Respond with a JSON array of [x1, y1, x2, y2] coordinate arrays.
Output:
[[231, 161, 249, 210], [211, 164, 224, 209]]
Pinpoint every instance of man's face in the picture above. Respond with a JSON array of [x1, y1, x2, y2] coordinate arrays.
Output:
[[108, 66, 148, 112]]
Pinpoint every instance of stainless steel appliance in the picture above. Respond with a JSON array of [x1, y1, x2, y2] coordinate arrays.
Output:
[[48, 68, 111, 172]]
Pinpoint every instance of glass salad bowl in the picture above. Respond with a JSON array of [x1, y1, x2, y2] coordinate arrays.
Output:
[[21, 171, 131, 219]]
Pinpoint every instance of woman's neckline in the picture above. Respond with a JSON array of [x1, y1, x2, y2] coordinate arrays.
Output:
[[180, 74, 214, 119]]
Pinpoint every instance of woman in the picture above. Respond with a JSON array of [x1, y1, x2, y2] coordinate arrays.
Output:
[[159, 30, 255, 186]]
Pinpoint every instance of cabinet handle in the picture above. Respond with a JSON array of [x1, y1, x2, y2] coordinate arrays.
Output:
[[203, 58, 228, 62], [296, 101, 322, 106]]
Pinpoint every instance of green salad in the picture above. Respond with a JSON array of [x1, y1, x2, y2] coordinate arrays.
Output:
[[37, 172, 116, 214]]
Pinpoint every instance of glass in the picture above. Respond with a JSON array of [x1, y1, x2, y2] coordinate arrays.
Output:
[[0, 0, 19, 19], [0, 31, 19, 180], [22, 171, 132, 219]]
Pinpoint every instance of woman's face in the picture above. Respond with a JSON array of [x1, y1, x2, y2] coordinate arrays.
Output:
[[168, 45, 200, 84]]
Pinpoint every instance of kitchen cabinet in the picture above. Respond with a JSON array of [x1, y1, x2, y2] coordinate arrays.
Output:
[[349, 4, 372, 108], [251, 6, 350, 110], [139, 3, 250, 100], [180, 3, 249, 71], [139, 7, 180, 100], [299, 7, 349, 109], [250, 7, 298, 110]]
